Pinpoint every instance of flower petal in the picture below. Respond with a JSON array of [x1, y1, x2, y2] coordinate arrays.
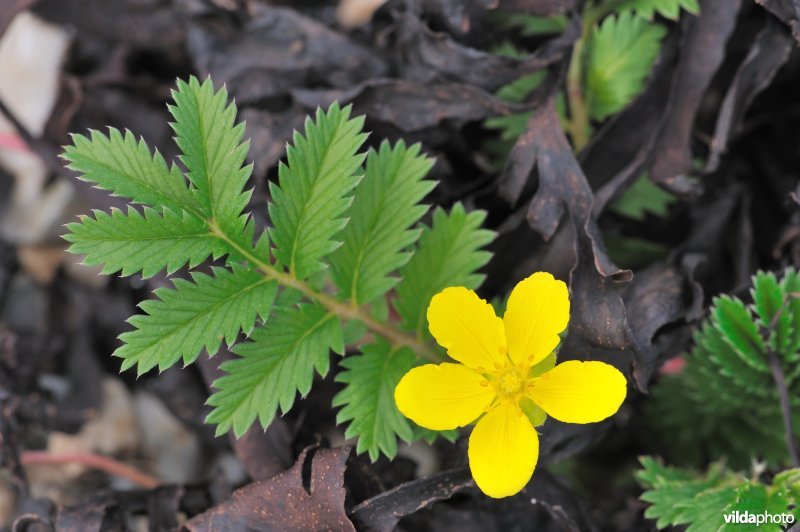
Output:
[[395, 363, 495, 431], [503, 272, 570, 366], [528, 361, 627, 424], [468, 401, 539, 498], [427, 286, 507, 370]]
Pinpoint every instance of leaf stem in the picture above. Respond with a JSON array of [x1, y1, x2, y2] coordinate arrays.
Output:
[[565, 37, 590, 151], [209, 223, 442, 362], [768, 352, 799, 467], [764, 295, 800, 467]]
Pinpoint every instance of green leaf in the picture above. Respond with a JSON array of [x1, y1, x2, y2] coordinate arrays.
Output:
[[395, 203, 495, 336], [608, 175, 676, 220], [410, 424, 459, 445], [206, 304, 342, 437], [63, 128, 201, 215], [268, 103, 367, 280], [585, 11, 667, 121], [169, 76, 252, 233], [721, 483, 786, 532], [753, 271, 793, 353], [116, 264, 277, 375], [603, 233, 669, 270], [638, 458, 800, 531], [618, 0, 700, 21], [329, 141, 435, 305], [675, 486, 738, 532], [781, 269, 800, 354], [493, 12, 568, 36], [333, 340, 416, 461], [64, 206, 224, 278], [637, 459, 733, 529], [713, 296, 769, 372]]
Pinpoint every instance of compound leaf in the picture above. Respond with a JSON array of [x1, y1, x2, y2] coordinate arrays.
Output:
[[207, 304, 343, 437], [753, 271, 793, 354], [64, 206, 224, 278], [618, 0, 700, 20], [333, 340, 416, 461], [63, 128, 200, 215], [586, 11, 667, 121], [268, 103, 367, 279], [116, 264, 277, 375], [394, 203, 495, 336], [712, 296, 768, 372], [329, 140, 435, 305]]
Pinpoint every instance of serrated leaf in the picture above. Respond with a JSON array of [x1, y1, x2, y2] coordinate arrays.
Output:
[[268, 103, 367, 280], [394, 203, 495, 336], [720, 483, 787, 532], [329, 141, 435, 305], [116, 264, 277, 375], [609, 174, 676, 220], [781, 269, 800, 355], [586, 11, 667, 121], [207, 304, 342, 437], [753, 271, 793, 354], [64, 206, 223, 278], [713, 296, 769, 372], [637, 459, 733, 529], [333, 340, 416, 461], [169, 76, 252, 234], [675, 486, 738, 532], [638, 459, 800, 531], [618, 0, 700, 21], [697, 324, 772, 396], [63, 128, 201, 215]]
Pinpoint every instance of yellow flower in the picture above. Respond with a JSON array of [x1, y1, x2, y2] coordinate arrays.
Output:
[[394, 272, 627, 498]]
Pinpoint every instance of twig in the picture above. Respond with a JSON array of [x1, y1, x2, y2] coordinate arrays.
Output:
[[767, 352, 799, 467], [763, 294, 800, 467], [0, 94, 62, 175], [20, 451, 160, 489]]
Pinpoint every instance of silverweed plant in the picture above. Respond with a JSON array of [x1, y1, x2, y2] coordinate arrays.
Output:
[[63, 76, 494, 462], [63, 76, 628, 500]]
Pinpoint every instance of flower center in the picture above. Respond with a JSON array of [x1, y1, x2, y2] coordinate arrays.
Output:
[[492, 365, 528, 401], [500, 371, 523, 394]]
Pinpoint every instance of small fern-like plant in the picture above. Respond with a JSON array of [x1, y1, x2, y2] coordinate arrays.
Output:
[[647, 270, 800, 468], [636, 457, 800, 531], [63, 76, 495, 460]]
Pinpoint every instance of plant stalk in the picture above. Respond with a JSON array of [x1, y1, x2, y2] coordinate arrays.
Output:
[[767, 351, 799, 467], [209, 223, 442, 362], [764, 295, 800, 467]]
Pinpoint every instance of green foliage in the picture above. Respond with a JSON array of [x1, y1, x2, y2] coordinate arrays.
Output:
[[646, 270, 800, 469], [63, 76, 495, 458], [64, 207, 225, 278], [616, 0, 700, 21], [585, 11, 667, 121], [494, 12, 569, 36], [637, 458, 800, 531], [63, 128, 201, 214], [169, 77, 253, 235], [608, 175, 676, 220], [117, 265, 278, 375], [329, 141, 435, 305], [394, 204, 495, 336], [207, 304, 342, 437], [333, 341, 417, 460], [268, 104, 367, 280]]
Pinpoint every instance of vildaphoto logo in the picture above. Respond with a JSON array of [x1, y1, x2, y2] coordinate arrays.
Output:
[[722, 510, 795, 526]]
